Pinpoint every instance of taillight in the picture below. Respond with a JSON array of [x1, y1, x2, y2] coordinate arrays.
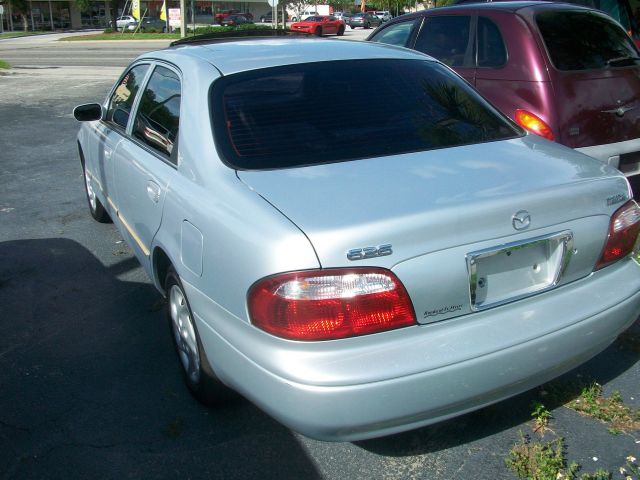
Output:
[[514, 109, 555, 141], [595, 200, 640, 270], [248, 268, 416, 341]]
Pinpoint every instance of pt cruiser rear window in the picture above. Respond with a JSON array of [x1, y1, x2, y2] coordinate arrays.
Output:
[[211, 59, 522, 170], [537, 11, 638, 71]]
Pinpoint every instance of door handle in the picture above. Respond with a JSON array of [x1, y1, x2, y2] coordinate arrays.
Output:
[[104, 148, 113, 160], [146, 181, 162, 204]]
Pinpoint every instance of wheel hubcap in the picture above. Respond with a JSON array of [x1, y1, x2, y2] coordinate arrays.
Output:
[[169, 285, 200, 383], [84, 169, 97, 211]]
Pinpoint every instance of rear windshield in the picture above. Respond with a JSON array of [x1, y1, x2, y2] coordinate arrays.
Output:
[[536, 11, 638, 71], [210, 59, 521, 170]]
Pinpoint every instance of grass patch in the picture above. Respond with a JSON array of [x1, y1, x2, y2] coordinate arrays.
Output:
[[0, 31, 50, 39], [506, 434, 611, 480], [0, 60, 10, 70], [567, 383, 640, 434], [531, 401, 553, 434], [61, 32, 180, 41], [61, 24, 281, 41]]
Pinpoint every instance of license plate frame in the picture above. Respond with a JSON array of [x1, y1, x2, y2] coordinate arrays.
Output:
[[466, 231, 574, 311]]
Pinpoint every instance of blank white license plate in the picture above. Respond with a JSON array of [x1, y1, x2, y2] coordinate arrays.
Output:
[[466, 231, 573, 311]]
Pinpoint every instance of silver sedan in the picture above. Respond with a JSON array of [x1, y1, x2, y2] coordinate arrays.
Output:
[[73, 38, 640, 441]]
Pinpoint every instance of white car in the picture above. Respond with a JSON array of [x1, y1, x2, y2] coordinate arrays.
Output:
[[374, 10, 392, 22], [116, 15, 136, 29]]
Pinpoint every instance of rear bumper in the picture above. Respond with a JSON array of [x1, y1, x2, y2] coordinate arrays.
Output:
[[576, 138, 640, 176], [187, 258, 640, 441]]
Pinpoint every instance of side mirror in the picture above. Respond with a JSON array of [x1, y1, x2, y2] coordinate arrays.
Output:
[[73, 103, 103, 122]]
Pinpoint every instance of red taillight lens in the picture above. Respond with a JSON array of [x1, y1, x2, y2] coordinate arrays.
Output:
[[248, 268, 416, 341], [596, 200, 640, 270], [514, 109, 555, 141]]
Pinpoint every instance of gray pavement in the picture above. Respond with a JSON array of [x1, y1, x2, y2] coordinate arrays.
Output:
[[0, 33, 639, 480]]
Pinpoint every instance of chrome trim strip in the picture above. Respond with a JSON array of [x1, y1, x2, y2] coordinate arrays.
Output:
[[118, 213, 151, 257], [105, 196, 150, 257]]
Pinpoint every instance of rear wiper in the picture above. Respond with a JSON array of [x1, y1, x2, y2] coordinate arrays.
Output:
[[606, 55, 640, 66]]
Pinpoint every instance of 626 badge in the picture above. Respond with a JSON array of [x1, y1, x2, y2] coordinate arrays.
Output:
[[347, 244, 393, 261]]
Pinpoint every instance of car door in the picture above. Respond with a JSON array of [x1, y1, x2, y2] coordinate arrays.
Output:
[[88, 63, 151, 220], [325, 16, 337, 34], [113, 63, 182, 272], [411, 15, 476, 84]]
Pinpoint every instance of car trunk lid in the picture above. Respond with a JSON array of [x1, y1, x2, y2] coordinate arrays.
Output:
[[238, 136, 630, 323]]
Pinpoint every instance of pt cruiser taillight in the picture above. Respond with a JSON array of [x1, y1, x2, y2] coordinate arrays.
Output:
[[248, 268, 417, 341], [596, 200, 640, 270]]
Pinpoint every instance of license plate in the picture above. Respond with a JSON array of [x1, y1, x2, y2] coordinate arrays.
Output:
[[466, 231, 573, 311]]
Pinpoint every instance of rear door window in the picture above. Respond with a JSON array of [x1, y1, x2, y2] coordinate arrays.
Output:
[[413, 16, 472, 67], [536, 11, 638, 70], [132, 65, 181, 162], [477, 17, 507, 67], [210, 59, 521, 170]]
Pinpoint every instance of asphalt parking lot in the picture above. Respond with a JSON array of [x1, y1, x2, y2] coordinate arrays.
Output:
[[0, 33, 639, 480]]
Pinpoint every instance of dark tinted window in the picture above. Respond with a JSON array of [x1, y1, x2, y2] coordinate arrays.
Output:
[[414, 16, 471, 67], [106, 64, 149, 129], [371, 19, 419, 47], [132, 66, 181, 161], [477, 17, 507, 67], [537, 11, 637, 70], [211, 59, 521, 170]]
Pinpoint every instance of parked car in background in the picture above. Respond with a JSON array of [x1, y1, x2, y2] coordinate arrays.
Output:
[[368, 2, 640, 177], [74, 37, 640, 441], [291, 8, 318, 21], [453, 0, 640, 47], [349, 12, 381, 28], [290, 15, 345, 35], [374, 10, 392, 22], [221, 14, 253, 26], [116, 15, 136, 29], [259, 10, 289, 23], [126, 16, 167, 32], [333, 11, 353, 23], [215, 9, 253, 24]]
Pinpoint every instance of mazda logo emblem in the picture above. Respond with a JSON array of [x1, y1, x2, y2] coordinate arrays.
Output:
[[512, 210, 531, 231]]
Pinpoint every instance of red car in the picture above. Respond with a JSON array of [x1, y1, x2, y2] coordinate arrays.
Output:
[[214, 9, 253, 24], [290, 15, 345, 36]]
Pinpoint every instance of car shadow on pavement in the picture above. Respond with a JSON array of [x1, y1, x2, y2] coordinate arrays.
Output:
[[357, 316, 640, 457], [0, 238, 321, 479]]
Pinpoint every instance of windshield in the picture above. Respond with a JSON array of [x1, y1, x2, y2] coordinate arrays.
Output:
[[537, 11, 638, 70], [211, 59, 522, 170]]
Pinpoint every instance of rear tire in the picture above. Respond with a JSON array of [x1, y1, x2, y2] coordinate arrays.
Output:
[[166, 267, 233, 405], [315, 27, 322, 36], [337, 25, 345, 36]]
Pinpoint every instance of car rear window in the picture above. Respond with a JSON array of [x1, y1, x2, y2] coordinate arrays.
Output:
[[536, 11, 638, 70], [210, 59, 522, 170]]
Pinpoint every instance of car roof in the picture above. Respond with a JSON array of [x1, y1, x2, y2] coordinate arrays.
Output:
[[142, 38, 429, 76], [395, 0, 597, 15]]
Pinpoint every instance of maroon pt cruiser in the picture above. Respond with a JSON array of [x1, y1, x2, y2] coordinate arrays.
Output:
[[368, 2, 640, 177]]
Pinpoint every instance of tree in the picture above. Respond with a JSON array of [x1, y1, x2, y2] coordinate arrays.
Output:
[[7, 0, 29, 31], [75, 0, 91, 14]]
